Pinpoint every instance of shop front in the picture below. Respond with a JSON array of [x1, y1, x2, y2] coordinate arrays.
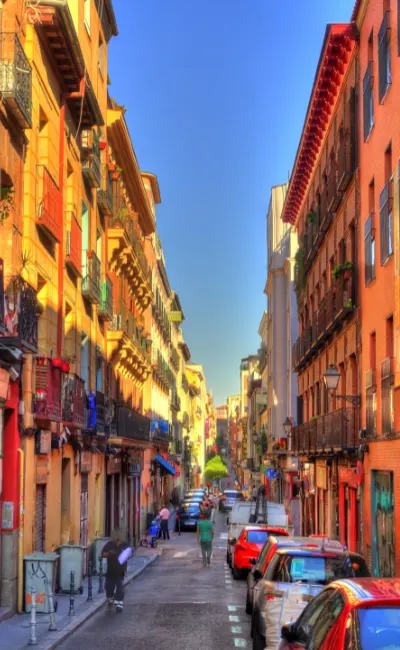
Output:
[[105, 454, 122, 536], [315, 461, 329, 536], [300, 462, 316, 536], [338, 465, 361, 553]]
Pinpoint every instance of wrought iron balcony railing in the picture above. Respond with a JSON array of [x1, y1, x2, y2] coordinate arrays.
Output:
[[62, 375, 85, 428], [65, 212, 82, 277], [0, 33, 32, 128], [292, 407, 359, 454], [82, 250, 101, 304], [34, 358, 62, 422], [0, 270, 38, 353], [98, 275, 113, 321], [81, 129, 101, 188], [97, 165, 113, 216], [37, 167, 62, 243]]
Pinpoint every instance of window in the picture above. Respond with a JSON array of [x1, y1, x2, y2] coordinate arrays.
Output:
[[379, 181, 393, 263], [98, 37, 104, 77], [364, 214, 375, 284], [381, 356, 394, 435], [363, 63, 374, 140], [378, 11, 391, 102], [96, 346, 102, 392], [84, 0, 91, 34], [297, 590, 336, 638], [365, 367, 377, 437], [309, 592, 345, 650]]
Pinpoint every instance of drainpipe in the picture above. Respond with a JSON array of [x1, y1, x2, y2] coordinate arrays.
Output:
[[17, 448, 24, 613], [57, 101, 65, 356]]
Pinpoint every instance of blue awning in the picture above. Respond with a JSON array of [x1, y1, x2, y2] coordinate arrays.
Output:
[[154, 455, 176, 476]]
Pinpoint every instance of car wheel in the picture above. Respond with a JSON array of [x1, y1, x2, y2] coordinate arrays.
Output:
[[226, 551, 230, 565], [250, 609, 255, 638], [232, 564, 241, 580], [252, 623, 265, 650], [245, 591, 252, 614]]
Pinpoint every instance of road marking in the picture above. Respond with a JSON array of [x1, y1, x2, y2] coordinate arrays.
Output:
[[229, 615, 240, 622], [228, 605, 238, 611], [173, 551, 190, 558], [220, 532, 228, 539], [231, 626, 243, 634], [233, 640, 247, 648]]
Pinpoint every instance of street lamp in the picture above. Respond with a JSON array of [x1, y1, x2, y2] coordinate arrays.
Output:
[[323, 364, 361, 406], [283, 417, 292, 436]]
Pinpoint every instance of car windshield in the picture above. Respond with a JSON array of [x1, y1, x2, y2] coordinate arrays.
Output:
[[225, 492, 240, 498], [247, 531, 269, 544], [358, 607, 400, 650], [284, 555, 356, 584], [182, 504, 200, 512]]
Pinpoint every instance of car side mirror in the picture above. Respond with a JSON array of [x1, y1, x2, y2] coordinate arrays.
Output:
[[253, 569, 263, 581], [249, 558, 256, 566], [281, 623, 309, 645], [228, 537, 237, 546], [281, 622, 296, 642]]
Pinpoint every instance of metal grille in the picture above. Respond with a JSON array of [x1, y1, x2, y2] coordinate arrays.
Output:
[[35, 485, 46, 552]]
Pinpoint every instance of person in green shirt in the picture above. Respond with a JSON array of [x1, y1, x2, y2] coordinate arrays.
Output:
[[197, 514, 214, 567]]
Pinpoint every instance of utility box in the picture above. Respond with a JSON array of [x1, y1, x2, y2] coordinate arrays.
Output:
[[93, 537, 110, 574], [58, 544, 85, 594], [24, 552, 59, 613]]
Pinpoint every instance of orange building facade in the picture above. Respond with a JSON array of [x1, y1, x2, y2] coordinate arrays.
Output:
[[287, 24, 361, 546]]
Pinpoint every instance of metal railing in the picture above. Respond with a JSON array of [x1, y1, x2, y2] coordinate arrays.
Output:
[[97, 166, 113, 216], [0, 33, 32, 128], [82, 251, 101, 304], [37, 167, 62, 242], [292, 407, 359, 453], [99, 275, 113, 321]]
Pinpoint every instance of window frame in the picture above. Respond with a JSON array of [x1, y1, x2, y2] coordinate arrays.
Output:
[[364, 213, 376, 285], [378, 11, 391, 103], [84, 0, 91, 36], [363, 62, 374, 141], [379, 181, 393, 265]]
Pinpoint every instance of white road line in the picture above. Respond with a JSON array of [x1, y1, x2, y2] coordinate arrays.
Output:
[[220, 532, 228, 539]]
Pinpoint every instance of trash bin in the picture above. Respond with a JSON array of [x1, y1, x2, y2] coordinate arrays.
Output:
[[24, 552, 59, 613], [58, 544, 85, 594], [92, 537, 110, 575]]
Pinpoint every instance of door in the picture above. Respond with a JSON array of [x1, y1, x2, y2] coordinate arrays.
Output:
[[80, 473, 89, 575], [114, 473, 120, 529], [105, 474, 112, 537], [127, 479, 133, 544], [35, 485, 46, 552], [372, 471, 395, 577], [61, 459, 71, 544]]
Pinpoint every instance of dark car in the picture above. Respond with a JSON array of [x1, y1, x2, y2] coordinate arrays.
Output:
[[176, 503, 201, 530], [251, 547, 370, 650], [219, 490, 244, 512], [279, 578, 400, 650]]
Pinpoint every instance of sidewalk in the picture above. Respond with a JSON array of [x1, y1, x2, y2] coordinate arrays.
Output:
[[1, 546, 162, 650]]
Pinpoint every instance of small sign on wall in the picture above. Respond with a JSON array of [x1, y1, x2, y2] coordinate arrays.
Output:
[[2, 501, 14, 529], [35, 430, 51, 455]]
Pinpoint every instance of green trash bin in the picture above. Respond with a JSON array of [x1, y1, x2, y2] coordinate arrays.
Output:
[[24, 552, 59, 613], [58, 544, 85, 594]]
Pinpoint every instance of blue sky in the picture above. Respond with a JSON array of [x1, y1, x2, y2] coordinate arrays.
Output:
[[109, 0, 353, 405]]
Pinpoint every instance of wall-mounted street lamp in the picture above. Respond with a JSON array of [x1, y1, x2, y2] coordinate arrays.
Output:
[[323, 364, 361, 407], [283, 417, 292, 436]]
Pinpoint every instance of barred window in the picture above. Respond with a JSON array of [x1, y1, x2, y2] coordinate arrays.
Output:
[[365, 369, 377, 437], [364, 214, 375, 284]]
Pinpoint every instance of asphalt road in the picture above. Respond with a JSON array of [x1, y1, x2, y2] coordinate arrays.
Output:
[[57, 511, 251, 650]]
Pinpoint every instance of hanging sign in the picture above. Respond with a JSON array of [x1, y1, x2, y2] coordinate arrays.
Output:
[[168, 311, 183, 323]]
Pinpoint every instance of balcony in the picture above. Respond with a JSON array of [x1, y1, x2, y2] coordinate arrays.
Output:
[[292, 407, 359, 454], [182, 375, 189, 393], [62, 375, 85, 428], [327, 158, 342, 214], [97, 166, 113, 216], [182, 411, 190, 429], [81, 129, 101, 188], [36, 167, 62, 242], [98, 275, 113, 321], [153, 423, 172, 444], [152, 349, 173, 391], [34, 359, 62, 422], [0, 33, 32, 128], [170, 346, 180, 372], [175, 439, 183, 455], [338, 127, 356, 192], [107, 298, 151, 385], [82, 250, 101, 304], [65, 213, 82, 277], [0, 274, 38, 354], [171, 392, 181, 412], [114, 404, 151, 442]]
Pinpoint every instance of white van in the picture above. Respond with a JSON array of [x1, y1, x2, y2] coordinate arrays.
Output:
[[226, 501, 291, 566]]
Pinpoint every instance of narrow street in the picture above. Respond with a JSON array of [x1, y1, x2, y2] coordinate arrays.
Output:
[[57, 512, 251, 650]]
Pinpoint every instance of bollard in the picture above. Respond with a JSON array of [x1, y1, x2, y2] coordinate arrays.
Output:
[[87, 560, 93, 601], [45, 578, 57, 631], [98, 557, 104, 594], [28, 587, 38, 645], [68, 571, 75, 616]]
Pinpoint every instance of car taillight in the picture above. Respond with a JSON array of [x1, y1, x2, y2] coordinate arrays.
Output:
[[266, 595, 278, 601]]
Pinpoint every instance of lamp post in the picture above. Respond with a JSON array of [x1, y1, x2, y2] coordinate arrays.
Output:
[[323, 364, 361, 406]]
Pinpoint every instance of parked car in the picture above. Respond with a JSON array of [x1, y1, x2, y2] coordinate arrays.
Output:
[[219, 490, 244, 512], [245, 536, 340, 614], [176, 503, 201, 530], [227, 501, 291, 567], [252, 547, 370, 650], [279, 578, 400, 650], [230, 526, 290, 580]]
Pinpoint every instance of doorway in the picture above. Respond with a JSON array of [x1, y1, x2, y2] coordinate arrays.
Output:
[[372, 471, 395, 577], [61, 458, 71, 544], [35, 485, 46, 552], [80, 473, 88, 575]]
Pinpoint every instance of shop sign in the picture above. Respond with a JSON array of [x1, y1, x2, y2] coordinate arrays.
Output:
[[168, 311, 183, 322], [107, 456, 121, 474], [80, 451, 92, 473], [35, 430, 51, 455], [316, 464, 327, 490], [127, 462, 141, 476], [266, 468, 278, 480], [36, 456, 49, 484]]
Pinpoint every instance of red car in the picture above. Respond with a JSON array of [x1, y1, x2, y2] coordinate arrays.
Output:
[[279, 577, 400, 650], [231, 526, 290, 579]]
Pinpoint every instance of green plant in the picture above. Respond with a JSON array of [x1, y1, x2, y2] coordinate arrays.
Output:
[[0, 186, 15, 225], [332, 264, 343, 281], [306, 211, 315, 224], [343, 261, 354, 272], [309, 415, 319, 422], [294, 247, 306, 298], [344, 298, 353, 309]]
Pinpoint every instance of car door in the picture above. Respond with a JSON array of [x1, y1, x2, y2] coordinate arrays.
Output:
[[307, 592, 346, 650], [280, 591, 334, 650]]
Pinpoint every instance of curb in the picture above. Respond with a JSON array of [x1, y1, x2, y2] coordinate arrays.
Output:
[[30, 552, 161, 650]]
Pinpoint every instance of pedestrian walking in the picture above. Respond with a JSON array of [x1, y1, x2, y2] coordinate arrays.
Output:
[[159, 504, 171, 540], [197, 513, 214, 567], [101, 529, 130, 613]]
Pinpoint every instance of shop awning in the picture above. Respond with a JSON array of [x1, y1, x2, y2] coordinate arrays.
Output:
[[154, 455, 176, 476]]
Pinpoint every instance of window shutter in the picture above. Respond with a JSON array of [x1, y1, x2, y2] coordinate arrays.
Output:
[[349, 87, 358, 169], [363, 67, 371, 141]]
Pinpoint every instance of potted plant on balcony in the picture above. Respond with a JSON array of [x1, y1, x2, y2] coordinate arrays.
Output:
[[344, 298, 353, 310], [306, 211, 315, 225], [332, 264, 343, 281], [343, 261, 354, 280]]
